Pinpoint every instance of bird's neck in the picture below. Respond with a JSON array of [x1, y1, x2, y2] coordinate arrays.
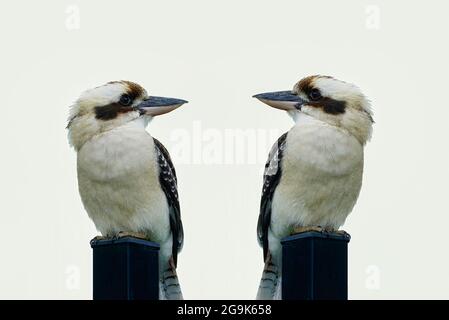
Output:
[[288, 111, 317, 125], [77, 121, 155, 182], [70, 116, 150, 151]]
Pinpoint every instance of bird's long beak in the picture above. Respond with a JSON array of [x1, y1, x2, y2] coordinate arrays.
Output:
[[136, 96, 188, 116], [253, 91, 305, 111]]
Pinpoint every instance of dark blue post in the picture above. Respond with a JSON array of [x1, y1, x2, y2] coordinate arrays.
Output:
[[90, 237, 160, 300], [281, 231, 350, 300]]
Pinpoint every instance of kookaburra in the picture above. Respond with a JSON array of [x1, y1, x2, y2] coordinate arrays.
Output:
[[253, 75, 374, 300], [67, 81, 187, 300]]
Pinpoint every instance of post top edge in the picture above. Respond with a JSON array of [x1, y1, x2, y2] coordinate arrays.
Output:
[[281, 230, 351, 243], [90, 236, 161, 248]]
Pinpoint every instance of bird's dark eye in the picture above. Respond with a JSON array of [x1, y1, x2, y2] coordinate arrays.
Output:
[[119, 94, 133, 106], [308, 89, 322, 101]]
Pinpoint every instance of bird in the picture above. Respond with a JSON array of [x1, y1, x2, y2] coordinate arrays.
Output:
[[67, 80, 187, 300], [253, 75, 374, 299]]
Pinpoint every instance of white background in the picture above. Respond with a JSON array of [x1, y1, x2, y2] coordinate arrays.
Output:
[[0, 0, 448, 299]]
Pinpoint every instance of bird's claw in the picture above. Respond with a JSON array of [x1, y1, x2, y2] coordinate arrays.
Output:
[[291, 226, 349, 237], [91, 232, 148, 243], [292, 226, 326, 235], [117, 231, 148, 240], [92, 235, 107, 241]]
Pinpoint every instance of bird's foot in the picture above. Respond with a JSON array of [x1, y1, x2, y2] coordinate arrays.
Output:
[[291, 226, 349, 237], [292, 226, 326, 234], [92, 235, 107, 241], [91, 232, 148, 243], [116, 231, 148, 240]]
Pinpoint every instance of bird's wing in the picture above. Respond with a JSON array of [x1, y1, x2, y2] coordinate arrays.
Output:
[[257, 132, 288, 261], [153, 137, 184, 267]]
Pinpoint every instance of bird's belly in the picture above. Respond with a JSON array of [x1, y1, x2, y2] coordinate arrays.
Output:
[[270, 171, 361, 238], [77, 129, 171, 243], [79, 173, 171, 243], [270, 124, 364, 239]]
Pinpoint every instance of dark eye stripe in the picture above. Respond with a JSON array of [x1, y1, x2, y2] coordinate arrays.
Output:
[[309, 97, 346, 115], [94, 103, 134, 120], [295, 75, 347, 115]]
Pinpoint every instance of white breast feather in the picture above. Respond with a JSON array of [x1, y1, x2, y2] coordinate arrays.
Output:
[[76, 121, 170, 243], [270, 115, 364, 239]]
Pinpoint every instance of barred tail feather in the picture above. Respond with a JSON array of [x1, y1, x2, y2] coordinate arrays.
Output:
[[256, 258, 281, 300], [159, 265, 183, 300]]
